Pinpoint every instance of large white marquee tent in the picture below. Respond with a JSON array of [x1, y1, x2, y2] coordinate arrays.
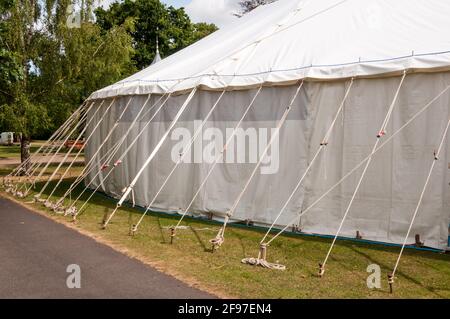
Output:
[[6, 0, 450, 260], [84, 0, 450, 251]]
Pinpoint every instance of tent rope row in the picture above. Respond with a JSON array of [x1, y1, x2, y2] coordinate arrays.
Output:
[[210, 79, 305, 251], [242, 77, 355, 268], [387, 116, 450, 293], [100, 87, 198, 227], [168, 85, 264, 243], [70, 88, 180, 219], [248, 81, 450, 275], [129, 90, 227, 235], [318, 70, 407, 278]]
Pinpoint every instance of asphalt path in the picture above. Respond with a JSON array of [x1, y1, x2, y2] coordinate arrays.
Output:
[[0, 197, 213, 299]]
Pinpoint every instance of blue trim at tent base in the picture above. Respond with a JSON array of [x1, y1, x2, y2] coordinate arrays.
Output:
[[89, 188, 446, 254]]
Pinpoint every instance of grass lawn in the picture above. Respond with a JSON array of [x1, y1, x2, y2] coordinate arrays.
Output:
[[1, 162, 449, 299], [0, 143, 41, 159], [0, 140, 81, 159]]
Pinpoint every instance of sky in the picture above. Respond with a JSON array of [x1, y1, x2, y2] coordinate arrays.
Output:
[[183, 0, 240, 27], [100, 0, 241, 28]]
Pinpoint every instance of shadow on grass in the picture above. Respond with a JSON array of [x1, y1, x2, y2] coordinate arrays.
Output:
[[349, 245, 448, 298], [29, 175, 450, 265]]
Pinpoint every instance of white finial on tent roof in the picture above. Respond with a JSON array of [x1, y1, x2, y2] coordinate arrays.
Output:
[[151, 27, 162, 65]]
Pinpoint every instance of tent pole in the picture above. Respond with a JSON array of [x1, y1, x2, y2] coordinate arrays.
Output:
[[388, 117, 450, 293]]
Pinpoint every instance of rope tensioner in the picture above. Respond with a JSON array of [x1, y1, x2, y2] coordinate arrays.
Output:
[[44, 200, 55, 209], [388, 274, 394, 294], [209, 227, 225, 251], [318, 263, 325, 278], [101, 210, 111, 229], [65, 206, 77, 217], [414, 234, 424, 247], [241, 243, 286, 271], [53, 205, 65, 214], [377, 130, 386, 138], [209, 212, 231, 251], [129, 224, 138, 236], [169, 227, 176, 244], [15, 190, 25, 198], [33, 194, 46, 204]]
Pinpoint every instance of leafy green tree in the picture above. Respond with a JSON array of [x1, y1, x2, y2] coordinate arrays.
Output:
[[0, 0, 135, 172], [235, 0, 277, 16], [95, 0, 218, 70]]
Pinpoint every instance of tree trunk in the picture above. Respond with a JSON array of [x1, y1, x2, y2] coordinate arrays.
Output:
[[20, 134, 31, 176]]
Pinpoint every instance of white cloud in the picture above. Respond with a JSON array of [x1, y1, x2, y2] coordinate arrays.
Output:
[[185, 0, 240, 28], [98, 0, 241, 28]]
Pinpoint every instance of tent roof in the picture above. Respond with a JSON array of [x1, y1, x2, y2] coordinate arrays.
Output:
[[89, 0, 450, 100]]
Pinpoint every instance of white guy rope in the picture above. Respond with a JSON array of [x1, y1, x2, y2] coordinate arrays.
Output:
[[259, 78, 355, 244], [264, 80, 450, 250], [69, 92, 177, 216], [12, 102, 86, 187], [131, 90, 227, 234], [388, 117, 450, 291], [266, 85, 450, 246], [23, 102, 92, 198], [52, 98, 118, 206], [318, 71, 407, 277], [22, 102, 91, 189], [44, 100, 107, 202], [63, 96, 144, 209], [68, 80, 187, 214], [55, 139, 124, 213], [5, 102, 85, 182], [209, 80, 305, 250], [102, 87, 199, 228], [37, 101, 101, 201], [171, 85, 264, 237], [37, 103, 99, 203]]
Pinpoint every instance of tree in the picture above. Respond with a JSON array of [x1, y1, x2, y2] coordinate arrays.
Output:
[[235, 0, 277, 16], [95, 0, 218, 70], [0, 0, 135, 173]]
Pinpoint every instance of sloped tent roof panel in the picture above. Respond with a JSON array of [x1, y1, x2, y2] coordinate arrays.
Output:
[[89, 0, 450, 100]]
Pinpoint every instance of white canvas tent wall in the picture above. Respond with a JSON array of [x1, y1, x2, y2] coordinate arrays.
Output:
[[85, 0, 450, 250]]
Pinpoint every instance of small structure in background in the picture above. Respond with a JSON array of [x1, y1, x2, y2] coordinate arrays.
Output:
[[0, 132, 14, 146], [65, 140, 85, 151]]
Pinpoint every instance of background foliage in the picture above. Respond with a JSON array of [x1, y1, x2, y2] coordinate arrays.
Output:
[[0, 0, 217, 142]]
